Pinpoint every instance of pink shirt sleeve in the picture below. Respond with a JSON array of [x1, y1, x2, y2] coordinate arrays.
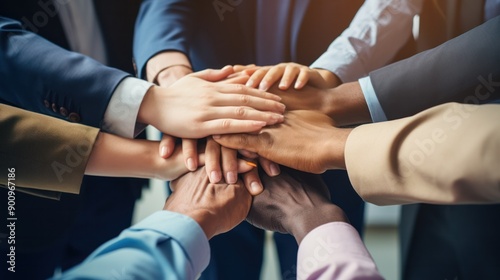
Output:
[[297, 222, 384, 280]]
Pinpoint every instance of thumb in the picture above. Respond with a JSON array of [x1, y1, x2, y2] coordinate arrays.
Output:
[[190, 65, 234, 82]]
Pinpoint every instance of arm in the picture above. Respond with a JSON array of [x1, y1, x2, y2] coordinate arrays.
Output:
[[310, 0, 423, 82], [214, 103, 500, 205], [247, 169, 383, 280], [0, 17, 129, 128], [370, 16, 500, 120], [133, 0, 195, 84], [345, 102, 500, 205], [53, 167, 252, 280], [0, 104, 199, 194]]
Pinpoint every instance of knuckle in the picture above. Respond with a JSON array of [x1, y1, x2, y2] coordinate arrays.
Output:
[[239, 94, 250, 104], [235, 107, 246, 117], [221, 119, 232, 129]]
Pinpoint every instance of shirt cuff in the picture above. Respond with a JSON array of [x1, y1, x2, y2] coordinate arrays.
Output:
[[310, 37, 367, 83], [359, 76, 387, 122], [102, 77, 154, 138], [297, 222, 378, 279], [131, 211, 211, 277]]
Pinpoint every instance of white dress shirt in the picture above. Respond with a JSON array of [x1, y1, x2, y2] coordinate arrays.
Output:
[[310, 0, 423, 83]]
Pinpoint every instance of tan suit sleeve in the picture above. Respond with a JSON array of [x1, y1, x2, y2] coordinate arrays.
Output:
[[0, 104, 99, 194], [345, 102, 500, 205]]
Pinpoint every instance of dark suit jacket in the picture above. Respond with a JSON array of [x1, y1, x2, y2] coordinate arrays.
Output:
[[133, 0, 364, 76], [369, 14, 500, 277], [0, 1, 145, 253]]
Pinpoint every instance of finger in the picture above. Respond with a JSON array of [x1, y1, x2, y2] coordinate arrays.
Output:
[[295, 69, 311, 89], [219, 74, 250, 85], [215, 94, 286, 114], [242, 168, 264, 195], [238, 149, 259, 159], [190, 66, 234, 82], [203, 119, 269, 135], [182, 139, 198, 171], [205, 138, 222, 183], [279, 65, 301, 90], [246, 67, 270, 88], [221, 147, 238, 184], [217, 83, 283, 102], [159, 134, 176, 159], [236, 159, 255, 174], [205, 107, 284, 125], [233, 64, 256, 72], [260, 66, 286, 91], [213, 133, 262, 154], [258, 157, 281, 177]]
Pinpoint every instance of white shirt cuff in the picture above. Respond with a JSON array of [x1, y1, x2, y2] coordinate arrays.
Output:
[[103, 77, 154, 138], [359, 76, 387, 122]]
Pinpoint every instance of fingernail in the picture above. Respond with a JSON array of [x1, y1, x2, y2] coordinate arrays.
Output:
[[279, 103, 286, 112], [226, 172, 237, 184], [187, 158, 196, 171], [246, 80, 254, 87], [270, 114, 284, 124], [270, 163, 280, 176], [253, 121, 267, 127], [222, 65, 232, 70], [259, 82, 268, 91], [279, 81, 287, 88], [246, 161, 257, 168], [210, 171, 221, 183], [251, 182, 263, 194], [295, 81, 304, 88], [213, 135, 221, 139], [160, 146, 167, 158]]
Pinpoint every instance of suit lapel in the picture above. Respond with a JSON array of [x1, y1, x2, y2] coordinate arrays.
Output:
[[290, 0, 312, 60]]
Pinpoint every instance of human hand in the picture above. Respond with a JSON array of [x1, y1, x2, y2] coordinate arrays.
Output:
[[214, 110, 352, 173], [244, 63, 341, 91], [138, 67, 286, 139], [166, 166, 252, 239], [247, 168, 348, 244]]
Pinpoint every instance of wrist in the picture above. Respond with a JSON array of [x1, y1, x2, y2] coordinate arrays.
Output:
[[156, 64, 193, 86], [323, 127, 351, 170], [287, 204, 348, 244], [317, 69, 342, 88], [328, 82, 371, 126], [137, 85, 162, 127]]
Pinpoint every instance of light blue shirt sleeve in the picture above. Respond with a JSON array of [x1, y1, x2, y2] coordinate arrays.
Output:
[[359, 76, 387, 122], [52, 211, 210, 280]]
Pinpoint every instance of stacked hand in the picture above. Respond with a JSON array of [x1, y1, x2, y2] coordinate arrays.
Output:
[[214, 110, 352, 174], [247, 168, 348, 244], [166, 166, 252, 239]]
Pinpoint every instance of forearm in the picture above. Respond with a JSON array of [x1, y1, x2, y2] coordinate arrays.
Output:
[[311, 0, 422, 82], [0, 17, 128, 127], [345, 103, 500, 205]]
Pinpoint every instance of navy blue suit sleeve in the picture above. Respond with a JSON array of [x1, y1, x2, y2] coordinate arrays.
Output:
[[0, 17, 130, 128], [133, 0, 195, 79]]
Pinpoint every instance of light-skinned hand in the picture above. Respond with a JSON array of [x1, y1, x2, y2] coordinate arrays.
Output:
[[242, 62, 341, 91], [137, 67, 286, 139]]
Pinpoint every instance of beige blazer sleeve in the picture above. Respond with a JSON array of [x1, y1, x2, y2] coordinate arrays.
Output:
[[345, 102, 500, 205], [0, 104, 99, 195]]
